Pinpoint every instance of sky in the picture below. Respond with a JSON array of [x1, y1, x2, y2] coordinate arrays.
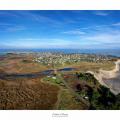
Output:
[[0, 10, 120, 49]]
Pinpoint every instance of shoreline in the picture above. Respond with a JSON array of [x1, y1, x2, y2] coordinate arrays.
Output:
[[87, 59, 120, 95]]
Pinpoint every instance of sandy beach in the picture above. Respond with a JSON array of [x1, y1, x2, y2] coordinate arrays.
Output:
[[87, 59, 120, 95]]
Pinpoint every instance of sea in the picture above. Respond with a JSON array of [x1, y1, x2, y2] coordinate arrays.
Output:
[[0, 49, 120, 57]]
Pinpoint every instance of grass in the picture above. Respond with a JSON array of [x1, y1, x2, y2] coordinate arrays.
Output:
[[43, 76, 63, 85], [63, 72, 120, 110], [0, 54, 119, 110], [69, 61, 115, 72], [58, 89, 87, 110], [0, 78, 60, 110], [0, 57, 48, 74]]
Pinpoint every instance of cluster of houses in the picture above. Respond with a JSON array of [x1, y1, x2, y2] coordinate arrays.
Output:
[[33, 52, 114, 67]]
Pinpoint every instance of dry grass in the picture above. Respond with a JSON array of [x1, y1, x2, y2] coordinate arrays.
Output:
[[0, 54, 117, 109], [67, 61, 115, 72], [0, 78, 59, 110], [0, 57, 48, 74], [58, 89, 87, 110]]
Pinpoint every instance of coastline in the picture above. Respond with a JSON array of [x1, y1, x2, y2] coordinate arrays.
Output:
[[87, 59, 120, 95]]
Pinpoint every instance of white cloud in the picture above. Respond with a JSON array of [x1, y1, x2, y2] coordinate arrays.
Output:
[[0, 11, 19, 17], [15, 11, 63, 27], [6, 26, 26, 32], [80, 30, 120, 49], [112, 22, 120, 26], [63, 30, 86, 35], [93, 11, 109, 16], [0, 23, 13, 26], [4, 28, 120, 49], [2, 38, 75, 49]]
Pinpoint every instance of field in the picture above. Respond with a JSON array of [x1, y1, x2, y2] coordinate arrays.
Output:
[[58, 89, 87, 110], [62, 61, 115, 72], [0, 54, 48, 74], [0, 78, 59, 109], [0, 53, 119, 110]]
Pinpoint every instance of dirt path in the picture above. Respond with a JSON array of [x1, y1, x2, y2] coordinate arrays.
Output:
[[53, 88, 62, 109], [57, 74, 90, 108]]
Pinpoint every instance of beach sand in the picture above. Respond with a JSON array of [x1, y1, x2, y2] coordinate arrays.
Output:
[[87, 60, 120, 95]]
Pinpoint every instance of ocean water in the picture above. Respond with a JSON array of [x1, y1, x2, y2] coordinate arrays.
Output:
[[0, 49, 120, 57]]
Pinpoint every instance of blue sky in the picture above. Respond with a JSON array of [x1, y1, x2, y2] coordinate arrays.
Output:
[[0, 10, 120, 49]]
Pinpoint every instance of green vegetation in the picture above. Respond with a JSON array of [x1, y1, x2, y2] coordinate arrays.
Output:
[[75, 72, 99, 86], [22, 59, 32, 63], [90, 85, 120, 110], [74, 72, 120, 109], [58, 89, 87, 110], [0, 53, 119, 110], [43, 76, 63, 85]]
